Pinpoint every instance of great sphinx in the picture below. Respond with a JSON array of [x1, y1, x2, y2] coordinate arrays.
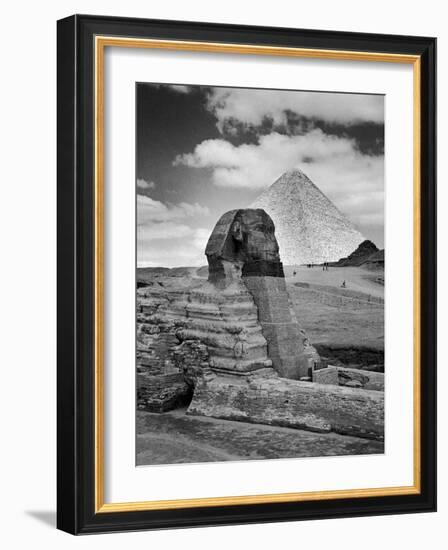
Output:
[[205, 209, 316, 379]]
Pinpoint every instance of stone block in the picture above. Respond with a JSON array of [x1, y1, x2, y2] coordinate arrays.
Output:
[[188, 376, 384, 440], [312, 366, 339, 386], [137, 373, 192, 413], [335, 367, 385, 391]]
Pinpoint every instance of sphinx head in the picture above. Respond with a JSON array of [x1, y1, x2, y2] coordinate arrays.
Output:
[[205, 209, 284, 287]]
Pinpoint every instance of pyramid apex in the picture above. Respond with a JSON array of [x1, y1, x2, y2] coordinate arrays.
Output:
[[276, 168, 313, 184], [282, 167, 307, 177], [250, 167, 365, 264]]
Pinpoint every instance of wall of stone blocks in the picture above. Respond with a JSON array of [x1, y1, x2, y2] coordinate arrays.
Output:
[[188, 376, 384, 440]]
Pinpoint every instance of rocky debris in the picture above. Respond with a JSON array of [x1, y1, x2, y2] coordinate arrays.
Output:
[[251, 169, 364, 265], [136, 284, 192, 412], [137, 372, 192, 412], [188, 376, 384, 441], [331, 239, 379, 267], [286, 362, 383, 392]]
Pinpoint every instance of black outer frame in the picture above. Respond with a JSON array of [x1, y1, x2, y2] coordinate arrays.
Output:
[[57, 14, 436, 535]]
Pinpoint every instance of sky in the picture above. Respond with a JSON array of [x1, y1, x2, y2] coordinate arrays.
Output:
[[136, 83, 384, 267]]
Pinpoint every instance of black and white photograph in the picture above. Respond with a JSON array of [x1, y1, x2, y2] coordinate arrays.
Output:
[[135, 83, 385, 465], [0, 0, 440, 543]]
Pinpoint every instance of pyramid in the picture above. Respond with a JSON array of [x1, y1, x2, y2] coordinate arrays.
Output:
[[250, 169, 364, 265]]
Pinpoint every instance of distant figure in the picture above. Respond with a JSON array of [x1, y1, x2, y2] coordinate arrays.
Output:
[[293, 270, 297, 276], [341, 280, 346, 288]]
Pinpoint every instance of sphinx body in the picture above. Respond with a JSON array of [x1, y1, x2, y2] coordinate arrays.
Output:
[[205, 208, 315, 379]]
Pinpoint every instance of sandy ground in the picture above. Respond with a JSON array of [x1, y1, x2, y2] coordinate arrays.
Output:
[[284, 265, 384, 299], [137, 409, 383, 465], [285, 266, 384, 350]]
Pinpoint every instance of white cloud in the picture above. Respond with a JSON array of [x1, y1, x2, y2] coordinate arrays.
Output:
[[206, 88, 384, 130], [169, 84, 192, 94], [174, 129, 383, 229], [137, 225, 209, 267], [149, 83, 193, 94], [137, 195, 209, 225], [137, 178, 155, 190], [137, 195, 210, 266], [138, 222, 193, 240]]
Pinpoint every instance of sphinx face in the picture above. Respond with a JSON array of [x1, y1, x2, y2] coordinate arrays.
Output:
[[232, 210, 280, 262], [206, 208, 284, 285]]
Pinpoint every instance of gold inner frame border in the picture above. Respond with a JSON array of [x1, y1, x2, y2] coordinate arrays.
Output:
[[94, 35, 421, 513]]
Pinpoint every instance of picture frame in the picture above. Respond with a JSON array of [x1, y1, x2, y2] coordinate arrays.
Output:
[[57, 14, 436, 534]]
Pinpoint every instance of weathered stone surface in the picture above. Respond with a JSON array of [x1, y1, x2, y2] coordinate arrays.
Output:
[[312, 366, 339, 386], [179, 280, 275, 377], [188, 376, 384, 440], [345, 380, 363, 388], [335, 366, 385, 391], [205, 209, 284, 287], [137, 372, 191, 413], [136, 276, 276, 412], [205, 208, 316, 379], [243, 276, 312, 378], [251, 169, 364, 264], [136, 281, 216, 410]]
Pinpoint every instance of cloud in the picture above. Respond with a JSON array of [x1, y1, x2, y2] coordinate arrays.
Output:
[[137, 195, 209, 225], [205, 88, 384, 131], [168, 84, 192, 94], [137, 195, 210, 266], [150, 83, 193, 94], [174, 129, 383, 229], [137, 178, 155, 190], [137, 225, 209, 267], [138, 222, 193, 240]]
